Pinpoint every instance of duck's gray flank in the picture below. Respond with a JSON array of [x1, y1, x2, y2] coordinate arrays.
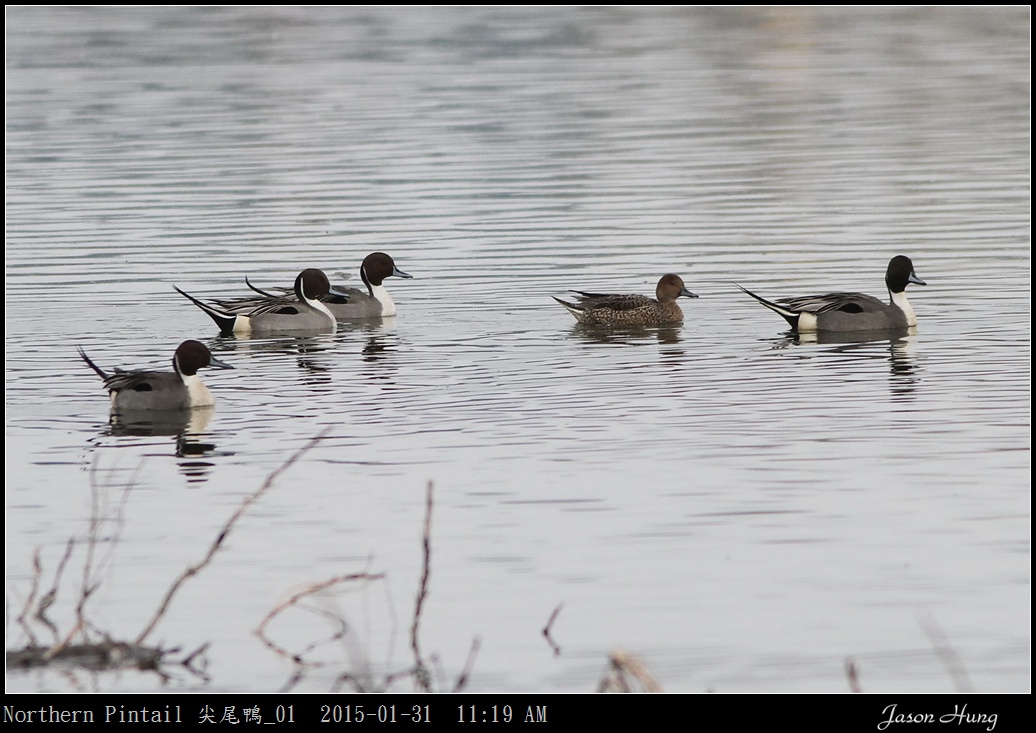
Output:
[[554, 273, 698, 326], [735, 255, 926, 332]]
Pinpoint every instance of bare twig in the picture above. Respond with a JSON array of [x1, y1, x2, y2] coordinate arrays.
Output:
[[261, 478, 477, 694], [280, 668, 306, 694], [46, 464, 136, 660], [333, 665, 415, 694], [597, 648, 663, 693], [845, 656, 862, 693], [255, 572, 384, 664], [180, 642, 209, 669], [543, 603, 563, 656], [39, 539, 77, 639], [452, 636, 482, 692], [409, 481, 434, 692], [44, 620, 85, 661], [63, 460, 140, 647], [135, 430, 329, 645], [16, 549, 45, 646], [920, 613, 973, 693]]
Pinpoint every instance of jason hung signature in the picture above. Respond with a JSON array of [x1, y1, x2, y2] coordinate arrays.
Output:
[[878, 704, 997, 732]]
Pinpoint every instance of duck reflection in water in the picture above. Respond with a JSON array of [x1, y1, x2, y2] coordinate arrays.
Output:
[[777, 328, 920, 391]]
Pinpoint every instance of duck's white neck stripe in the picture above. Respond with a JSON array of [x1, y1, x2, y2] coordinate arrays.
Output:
[[309, 298, 338, 326], [182, 374, 215, 407], [891, 290, 916, 326], [294, 295, 338, 330], [371, 284, 396, 316]]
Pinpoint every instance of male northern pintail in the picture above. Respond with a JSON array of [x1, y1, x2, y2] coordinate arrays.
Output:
[[175, 269, 347, 335], [78, 340, 233, 411], [325, 252, 412, 318], [735, 255, 927, 332], [554, 273, 699, 326], [230, 253, 413, 319]]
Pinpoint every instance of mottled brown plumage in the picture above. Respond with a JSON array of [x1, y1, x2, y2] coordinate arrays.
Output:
[[554, 274, 698, 326]]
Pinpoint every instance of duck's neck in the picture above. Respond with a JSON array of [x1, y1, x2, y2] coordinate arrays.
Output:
[[890, 289, 917, 326], [371, 284, 396, 316], [307, 296, 337, 325], [182, 374, 216, 407]]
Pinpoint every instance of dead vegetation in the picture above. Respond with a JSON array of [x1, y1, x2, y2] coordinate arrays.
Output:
[[597, 648, 663, 693], [9, 432, 697, 694], [7, 431, 326, 680], [255, 481, 481, 693], [7, 460, 206, 679], [8, 439, 480, 693]]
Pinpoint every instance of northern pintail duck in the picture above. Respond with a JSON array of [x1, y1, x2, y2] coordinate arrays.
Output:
[[554, 273, 699, 326], [175, 269, 346, 335], [736, 255, 927, 332], [326, 252, 412, 318], [230, 253, 413, 319], [78, 340, 233, 411]]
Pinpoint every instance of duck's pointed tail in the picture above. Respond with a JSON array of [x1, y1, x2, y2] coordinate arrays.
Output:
[[553, 296, 585, 321], [734, 283, 800, 329], [174, 285, 239, 333], [77, 347, 109, 381]]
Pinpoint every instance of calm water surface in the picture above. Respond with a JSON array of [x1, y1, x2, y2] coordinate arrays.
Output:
[[5, 7, 1030, 693]]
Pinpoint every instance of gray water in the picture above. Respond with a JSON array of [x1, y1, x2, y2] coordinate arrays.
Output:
[[5, 6, 1029, 693]]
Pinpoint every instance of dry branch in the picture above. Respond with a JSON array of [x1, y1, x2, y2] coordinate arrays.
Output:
[[409, 481, 434, 691], [135, 430, 329, 645], [542, 603, 563, 656], [255, 572, 385, 664]]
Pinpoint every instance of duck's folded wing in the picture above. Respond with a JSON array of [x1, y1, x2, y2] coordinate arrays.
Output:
[[244, 297, 303, 317], [216, 284, 352, 310], [104, 369, 160, 393], [212, 294, 268, 313], [569, 292, 654, 311], [779, 291, 881, 315], [209, 291, 306, 316], [211, 276, 299, 313]]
